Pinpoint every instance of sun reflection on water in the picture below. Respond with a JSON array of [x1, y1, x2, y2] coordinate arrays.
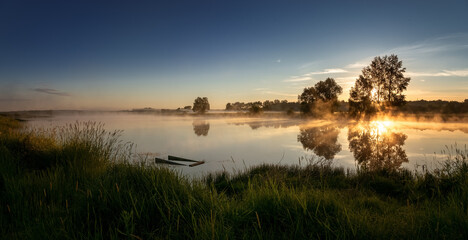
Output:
[[349, 120, 407, 172], [370, 120, 393, 137]]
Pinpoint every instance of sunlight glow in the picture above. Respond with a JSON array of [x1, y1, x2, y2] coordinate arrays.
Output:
[[370, 120, 393, 137], [370, 88, 378, 100]]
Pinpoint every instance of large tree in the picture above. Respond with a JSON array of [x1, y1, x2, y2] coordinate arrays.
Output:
[[349, 55, 410, 116], [298, 87, 318, 114], [298, 78, 342, 114], [314, 77, 343, 102], [192, 97, 210, 114]]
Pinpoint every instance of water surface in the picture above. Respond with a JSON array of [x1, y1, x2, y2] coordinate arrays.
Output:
[[27, 112, 468, 177]]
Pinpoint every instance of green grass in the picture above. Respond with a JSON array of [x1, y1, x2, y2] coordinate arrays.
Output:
[[1, 115, 468, 239]]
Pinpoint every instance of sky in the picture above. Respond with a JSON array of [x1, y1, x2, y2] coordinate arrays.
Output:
[[1, 0, 467, 111]]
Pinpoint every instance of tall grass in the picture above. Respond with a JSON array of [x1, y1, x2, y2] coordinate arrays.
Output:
[[1, 115, 468, 239]]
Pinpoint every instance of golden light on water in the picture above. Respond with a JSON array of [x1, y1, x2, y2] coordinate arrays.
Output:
[[348, 119, 407, 172], [354, 120, 395, 139], [371, 120, 393, 136]]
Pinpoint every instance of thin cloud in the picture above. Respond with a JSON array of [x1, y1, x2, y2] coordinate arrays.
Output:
[[433, 32, 468, 41], [335, 76, 357, 81], [406, 69, 468, 77], [384, 33, 468, 57], [308, 68, 347, 75], [264, 91, 297, 97], [343, 33, 468, 74], [444, 69, 468, 77], [287, 84, 308, 89], [345, 62, 367, 69], [284, 68, 350, 83], [298, 61, 319, 69], [34, 88, 70, 96], [254, 88, 297, 97], [283, 76, 312, 82], [334, 76, 357, 86], [255, 89, 297, 97]]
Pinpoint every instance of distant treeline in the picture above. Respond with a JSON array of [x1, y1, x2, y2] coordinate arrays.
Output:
[[398, 99, 468, 114], [225, 100, 300, 112], [225, 99, 468, 114], [225, 99, 349, 113]]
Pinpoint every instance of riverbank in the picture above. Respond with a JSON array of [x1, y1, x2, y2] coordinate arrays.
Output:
[[1, 116, 467, 239]]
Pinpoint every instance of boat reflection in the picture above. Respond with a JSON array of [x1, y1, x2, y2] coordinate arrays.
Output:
[[348, 121, 408, 172], [192, 120, 210, 136], [297, 124, 342, 160]]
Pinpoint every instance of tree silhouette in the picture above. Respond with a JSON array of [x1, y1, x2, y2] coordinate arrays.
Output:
[[299, 78, 342, 114], [349, 75, 375, 116], [349, 55, 410, 116], [297, 124, 342, 160], [193, 97, 210, 114], [249, 101, 263, 114], [192, 120, 210, 136], [348, 122, 408, 172], [298, 87, 317, 114], [314, 78, 343, 102]]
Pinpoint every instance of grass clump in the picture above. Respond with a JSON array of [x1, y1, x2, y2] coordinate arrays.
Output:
[[1, 115, 468, 239]]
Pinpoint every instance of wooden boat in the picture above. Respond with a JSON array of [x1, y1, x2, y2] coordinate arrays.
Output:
[[189, 161, 205, 167], [155, 156, 206, 167], [168, 155, 198, 162], [155, 157, 186, 166]]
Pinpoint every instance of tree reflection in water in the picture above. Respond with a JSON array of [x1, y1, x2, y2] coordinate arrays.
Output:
[[297, 124, 342, 160], [192, 120, 210, 136], [348, 121, 408, 172]]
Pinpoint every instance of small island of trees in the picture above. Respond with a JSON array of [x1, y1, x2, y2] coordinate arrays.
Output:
[[192, 97, 210, 114]]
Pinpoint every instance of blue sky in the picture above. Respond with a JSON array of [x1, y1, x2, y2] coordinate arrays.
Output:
[[1, 0, 467, 110]]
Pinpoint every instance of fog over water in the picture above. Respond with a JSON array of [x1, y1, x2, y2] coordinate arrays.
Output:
[[26, 112, 468, 178]]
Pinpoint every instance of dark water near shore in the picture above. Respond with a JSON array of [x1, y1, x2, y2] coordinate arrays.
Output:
[[26, 112, 468, 177]]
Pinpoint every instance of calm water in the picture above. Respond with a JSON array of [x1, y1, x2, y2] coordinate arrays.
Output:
[[27, 112, 468, 177]]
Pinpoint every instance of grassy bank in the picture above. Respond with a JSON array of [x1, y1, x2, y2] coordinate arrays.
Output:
[[1, 116, 468, 239]]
